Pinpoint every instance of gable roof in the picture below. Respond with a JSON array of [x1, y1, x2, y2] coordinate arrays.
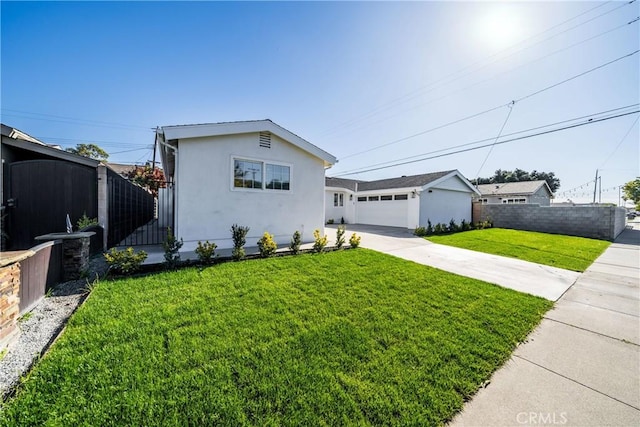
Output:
[[157, 120, 336, 178], [326, 170, 480, 194], [476, 180, 553, 196]]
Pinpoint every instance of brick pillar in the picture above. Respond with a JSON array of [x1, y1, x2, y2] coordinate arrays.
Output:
[[0, 262, 21, 351]]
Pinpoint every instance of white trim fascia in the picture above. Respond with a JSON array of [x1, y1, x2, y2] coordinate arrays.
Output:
[[354, 186, 417, 196], [160, 120, 337, 167], [325, 186, 356, 195], [423, 170, 481, 195]]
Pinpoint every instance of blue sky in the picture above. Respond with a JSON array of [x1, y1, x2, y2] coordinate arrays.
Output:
[[2, 1, 638, 204]]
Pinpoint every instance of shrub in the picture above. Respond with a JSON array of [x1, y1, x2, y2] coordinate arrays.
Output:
[[195, 240, 217, 264], [340, 217, 345, 225], [349, 233, 361, 249], [289, 230, 302, 255], [231, 224, 250, 260], [312, 229, 328, 253], [326, 218, 335, 225], [336, 225, 346, 249], [414, 226, 428, 237], [257, 232, 278, 258], [474, 220, 493, 230], [104, 247, 147, 275], [162, 227, 183, 269], [448, 219, 459, 233], [461, 219, 471, 231], [77, 212, 98, 230], [426, 220, 433, 235], [433, 223, 445, 234]]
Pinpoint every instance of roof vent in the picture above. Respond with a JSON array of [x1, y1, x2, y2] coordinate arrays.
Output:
[[259, 131, 271, 148]]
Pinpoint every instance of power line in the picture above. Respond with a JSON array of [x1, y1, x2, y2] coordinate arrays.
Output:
[[599, 115, 640, 168], [318, 1, 630, 138], [34, 135, 149, 147], [333, 110, 639, 177], [475, 102, 515, 180], [1, 109, 152, 131], [334, 104, 639, 175], [339, 50, 639, 161]]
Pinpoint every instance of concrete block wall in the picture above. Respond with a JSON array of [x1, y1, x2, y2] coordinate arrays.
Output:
[[473, 203, 627, 241]]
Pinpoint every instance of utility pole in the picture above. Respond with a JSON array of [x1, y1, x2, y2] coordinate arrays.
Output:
[[598, 176, 602, 204], [592, 169, 598, 204]]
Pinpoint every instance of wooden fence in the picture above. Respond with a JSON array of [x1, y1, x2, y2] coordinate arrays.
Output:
[[18, 240, 63, 315]]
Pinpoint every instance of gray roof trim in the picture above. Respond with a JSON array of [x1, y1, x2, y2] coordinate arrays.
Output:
[[1, 135, 100, 167]]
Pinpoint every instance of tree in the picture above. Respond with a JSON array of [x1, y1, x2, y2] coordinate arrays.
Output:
[[125, 163, 166, 197], [472, 168, 560, 193], [65, 143, 109, 161], [622, 178, 640, 210]]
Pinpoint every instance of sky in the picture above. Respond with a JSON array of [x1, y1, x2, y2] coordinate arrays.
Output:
[[1, 1, 639, 205]]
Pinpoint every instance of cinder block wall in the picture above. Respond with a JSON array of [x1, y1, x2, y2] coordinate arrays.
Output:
[[472, 203, 627, 241]]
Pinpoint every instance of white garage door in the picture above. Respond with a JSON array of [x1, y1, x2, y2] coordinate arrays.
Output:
[[356, 196, 408, 227]]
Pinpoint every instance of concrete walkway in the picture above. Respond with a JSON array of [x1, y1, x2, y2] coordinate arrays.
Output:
[[452, 223, 640, 426], [327, 224, 580, 301]]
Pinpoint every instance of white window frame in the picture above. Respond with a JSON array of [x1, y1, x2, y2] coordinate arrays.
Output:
[[230, 156, 292, 193]]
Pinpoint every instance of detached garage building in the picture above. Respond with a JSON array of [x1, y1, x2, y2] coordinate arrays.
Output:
[[325, 170, 480, 229]]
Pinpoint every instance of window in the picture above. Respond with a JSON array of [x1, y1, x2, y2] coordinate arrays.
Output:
[[339, 193, 344, 206], [394, 194, 408, 200], [233, 159, 290, 191], [368, 196, 379, 201], [333, 193, 344, 207], [266, 164, 290, 190], [502, 198, 527, 204], [234, 160, 262, 189], [357, 196, 367, 202], [380, 195, 393, 201]]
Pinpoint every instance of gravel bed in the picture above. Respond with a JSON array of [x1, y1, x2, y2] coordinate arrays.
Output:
[[0, 255, 108, 401]]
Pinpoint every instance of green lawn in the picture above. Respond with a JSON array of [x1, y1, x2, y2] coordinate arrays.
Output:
[[426, 228, 609, 272], [1, 250, 551, 426]]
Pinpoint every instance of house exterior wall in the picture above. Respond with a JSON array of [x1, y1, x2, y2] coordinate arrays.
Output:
[[176, 132, 326, 250], [324, 189, 355, 224], [530, 186, 551, 206], [473, 203, 626, 241], [419, 188, 472, 226]]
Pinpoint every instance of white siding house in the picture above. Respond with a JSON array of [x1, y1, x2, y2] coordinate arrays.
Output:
[[157, 120, 336, 251], [475, 181, 553, 206], [325, 170, 479, 228]]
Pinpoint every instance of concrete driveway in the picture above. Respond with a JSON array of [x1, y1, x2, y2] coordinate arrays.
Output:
[[326, 224, 580, 301]]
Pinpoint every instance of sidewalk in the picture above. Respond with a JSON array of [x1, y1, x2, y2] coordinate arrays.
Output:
[[451, 223, 640, 426]]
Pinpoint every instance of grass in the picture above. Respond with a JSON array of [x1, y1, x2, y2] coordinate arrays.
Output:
[[426, 228, 609, 272], [0, 250, 552, 426]]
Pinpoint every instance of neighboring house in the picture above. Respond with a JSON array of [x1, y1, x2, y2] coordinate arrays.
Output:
[[156, 120, 337, 251], [325, 170, 480, 228], [475, 180, 553, 206]]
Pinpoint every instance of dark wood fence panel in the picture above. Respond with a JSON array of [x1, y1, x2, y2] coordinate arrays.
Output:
[[7, 160, 97, 250], [107, 169, 155, 247], [18, 240, 63, 315]]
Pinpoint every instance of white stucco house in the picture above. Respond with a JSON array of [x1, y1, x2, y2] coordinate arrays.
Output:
[[475, 180, 553, 206], [325, 170, 480, 229], [156, 120, 337, 251]]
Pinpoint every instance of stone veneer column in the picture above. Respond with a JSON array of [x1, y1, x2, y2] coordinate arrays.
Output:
[[0, 250, 34, 351], [35, 232, 95, 281]]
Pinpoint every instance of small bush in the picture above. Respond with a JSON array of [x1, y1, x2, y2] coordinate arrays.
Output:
[[461, 219, 471, 231], [433, 223, 445, 234], [312, 229, 328, 253], [474, 220, 494, 230], [426, 220, 433, 235], [414, 226, 428, 237], [77, 212, 98, 230], [231, 224, 250, 260], [340, 217, 345, 225], [195, 240, 217, 264], [104, 247, 147, 275], [289, 230, 302, 255], [257, 232, 278, 258], [336, 225, 346, 249], [448, 219, 459, 233], [349, 233, 361, 249], [326, 219, 335, 225], [162, 227, 183, 269]]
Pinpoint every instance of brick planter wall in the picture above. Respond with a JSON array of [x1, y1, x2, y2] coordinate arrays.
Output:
[[0, 262, 21, 351]]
